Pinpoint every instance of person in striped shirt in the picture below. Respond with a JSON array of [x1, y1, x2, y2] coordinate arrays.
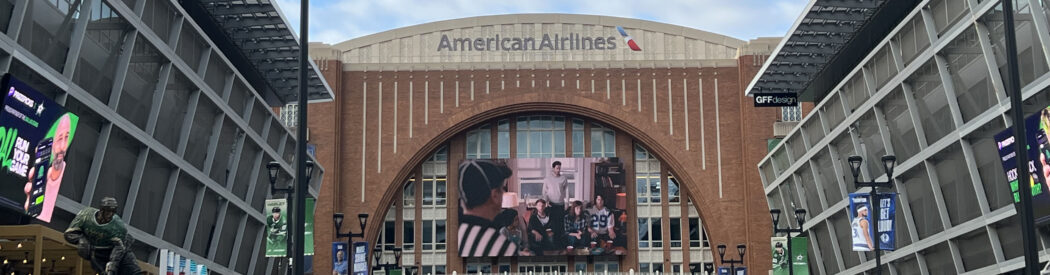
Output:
[[457, 160, 520, 257]]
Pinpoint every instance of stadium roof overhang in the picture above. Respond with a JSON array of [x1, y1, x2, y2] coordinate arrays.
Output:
[[180, 0, 334, 107], [745, 0, 920, 102]]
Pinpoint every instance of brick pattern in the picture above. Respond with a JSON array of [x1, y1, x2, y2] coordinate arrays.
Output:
[[307, 59, 785, 273]]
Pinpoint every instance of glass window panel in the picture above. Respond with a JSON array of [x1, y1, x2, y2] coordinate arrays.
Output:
[[802, 117, 826, 148], [902, 163, 944, 239], [932, 143, 981, 225], [858, 111, 888, 178], [895, 15, 931, 65], [942, 28, 998, 123], [814, 149, 843, 204], [422, 220, 433, 248], [929, 0, 969, 36], [907, 60, 955, 144], [436, 220, 446, 246], [404, 179, 415, 207], [638, 218, 650, 248], [866, 46, 899, 91], [822, 94, 847, 132], [832, 136, 858, 194], [983, 2, 1050, 90], [403, 221, 414, 250], [529, 131, 543, 157], [554, 129, 565, 157], [878, 86, 922, 161], [670, 218, 682, 247], [798, 163, 824, 213], [72, 0, 133, 104], [19, 0, 83, 72], [516, 131, 527, 157], [604, 130, 616, 156], [141, 0, 176, 44], [119, 34, 165, 130], [651, 217, 662, 246], [649, 175, 661, 203], [423, 179, 434, 205], [498, 119, 510, 158], [842, 74, 870, 113], [0, 0, 14, 33], [175, 26, 207, 72], [668, 174, 680, 203], [956, 228, 996, 271], [971, 135, 1011, 210], [573, 119, 585, 157], [436, 176, 447, 206]]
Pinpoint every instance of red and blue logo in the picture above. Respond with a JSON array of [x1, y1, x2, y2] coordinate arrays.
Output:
[[616, 26, 642, 51]]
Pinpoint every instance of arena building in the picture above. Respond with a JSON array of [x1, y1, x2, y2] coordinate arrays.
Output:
[[0, 0, 328, 274], [752, 0, 1050, 274], [304, 14, 809, 274]]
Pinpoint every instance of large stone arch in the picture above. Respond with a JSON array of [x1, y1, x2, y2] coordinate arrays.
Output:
[[321, 81, 773, 271]]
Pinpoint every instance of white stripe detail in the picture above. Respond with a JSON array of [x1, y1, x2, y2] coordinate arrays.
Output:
[[462, 226, 482, 256], [394, 81, 398, 153], [652, 79, 657, 122], [606, 79, 611, 99], [490, 234, 509, 256], [409, 81, 414, 137], [440, 81, 445, 113], [455, 81, 460, 107], [474, 229, 496, 257], [637, 79, 642, 112], [684, 78, 689, 150], [715, 78, 722, 198], [378, 81, 383, 173], [622, 79, 626, 106], [668, 78, 673, 135], [424, 81, 429, 125], [361, 82, 367, 202], [700, 78, 705, 170]]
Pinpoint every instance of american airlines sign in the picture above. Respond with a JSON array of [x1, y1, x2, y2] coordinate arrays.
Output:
[[437, 26, 642, 52]]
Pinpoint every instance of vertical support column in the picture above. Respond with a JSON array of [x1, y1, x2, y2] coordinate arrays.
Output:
[[447, 135, 465, 272], [107, 30, 138, 108], [123, 148, 150, 221], [660, 167, 671, 271], [156, 169, 182, 236], [208, 200, 231, 260], [61, 0, 98, 78], [6, 0, 30, 43], [621, 134, 638, 271], [229, 215, 249, 270], [81, 123, 112, 204], [146, 63, 173, 135], [183, 185, 208, 248], [32, 234, 42, 275]]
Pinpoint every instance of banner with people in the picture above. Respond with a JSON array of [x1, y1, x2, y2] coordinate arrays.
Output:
[[772, 236, 809, 275], [456, 157, 626, 257], [332, 242, 349, 275], [994, 104, 1050, 224], [848, 193, 896, 251], [265, 199, 288, 257], [0, 74, 79, 222]]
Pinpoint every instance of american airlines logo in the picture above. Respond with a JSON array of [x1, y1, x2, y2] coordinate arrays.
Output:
[[436, 26, 642, 52]]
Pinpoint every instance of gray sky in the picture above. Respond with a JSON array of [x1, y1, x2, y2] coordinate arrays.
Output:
[[275, 0, 809, 44]]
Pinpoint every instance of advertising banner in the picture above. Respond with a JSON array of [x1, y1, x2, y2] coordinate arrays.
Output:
[[848, 193, 896, 251], [332, 242, 349, 275], [351, 241, 368, 275], [265, 199, 288, 257], [790, 237, 809, 275], [160, 249, 208, 275], [0, 74, 79, 222], [994, 105, 1050, 224], [771, 236, 788, 274], [457, 158, 626, 257], [305, 198, 315, 255]]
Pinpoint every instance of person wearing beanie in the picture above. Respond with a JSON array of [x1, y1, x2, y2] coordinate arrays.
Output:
[[457, 159, 520, 257]]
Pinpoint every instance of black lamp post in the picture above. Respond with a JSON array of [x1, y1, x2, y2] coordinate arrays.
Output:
[[847, 155, 896, 275], [333, 213, 367, 274], [716, 244, 745, 274], [371, 247, 403, 274], [770, 208, 806, 275]]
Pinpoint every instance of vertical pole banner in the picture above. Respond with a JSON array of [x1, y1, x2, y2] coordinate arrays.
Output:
[[332, 242, 348, 275], [848, 193, 896, 251], [351, 241, 369, 275], [771, 237, 788, 275], [790, 237, 809, 275], [305, 198, 315, 255], [265, 199, 289, 257]]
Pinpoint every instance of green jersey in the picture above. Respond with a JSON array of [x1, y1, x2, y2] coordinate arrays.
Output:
[[772, 248, 788, 269], [66, 207, 127, 248], [267, 216, 286, 240]]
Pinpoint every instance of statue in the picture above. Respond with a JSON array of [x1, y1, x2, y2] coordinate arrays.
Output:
[[64, 197, 142, 275]]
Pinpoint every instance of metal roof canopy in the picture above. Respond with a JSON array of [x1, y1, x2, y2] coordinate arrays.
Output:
[[745, 0, 920, 102], [180, 0, 334, 107]]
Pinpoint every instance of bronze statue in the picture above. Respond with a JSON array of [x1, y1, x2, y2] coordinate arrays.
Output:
[[64, 197, 142, 275]]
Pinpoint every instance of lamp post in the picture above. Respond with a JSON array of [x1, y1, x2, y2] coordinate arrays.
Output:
[[371, 247, 403, 275], [267, 160, 313, 274], [770, 208, 806, 275], [846, 155, 896, 275], [716, 244, 745, 274], [333, 212, 368, 273]]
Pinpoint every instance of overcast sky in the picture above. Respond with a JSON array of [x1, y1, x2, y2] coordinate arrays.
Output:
[[274, 0, 810, 44]]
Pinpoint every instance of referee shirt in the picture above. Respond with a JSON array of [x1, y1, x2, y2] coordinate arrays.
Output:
[[459, 215, 518, 257]]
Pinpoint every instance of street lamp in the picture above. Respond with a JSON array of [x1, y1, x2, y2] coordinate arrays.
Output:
[[716, 244, 746, 274], [372, 247, 403, 274], [847, 155, 896, 275], [770, 208, 806, 275], [333, 213, 368, 244], [267, 160, 314, 195]]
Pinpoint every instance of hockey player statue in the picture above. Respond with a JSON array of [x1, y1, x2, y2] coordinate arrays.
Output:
[[64, 197, 142, 275]]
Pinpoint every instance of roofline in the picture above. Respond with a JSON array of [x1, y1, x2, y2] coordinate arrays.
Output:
[[743, 0, 820, 97], [331, 13, 747, 52], [268, 0, 335, 103]]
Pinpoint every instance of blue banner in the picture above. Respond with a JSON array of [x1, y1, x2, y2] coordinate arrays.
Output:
[[351, 241, 368, 275], [848, 193, 896, 251], [332, 242, 349, 275]]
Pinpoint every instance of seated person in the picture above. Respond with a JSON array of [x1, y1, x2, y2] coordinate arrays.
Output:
[[528, 199, 557, 254], [588, 195, 616, 242], [564, 200, 590, 248]]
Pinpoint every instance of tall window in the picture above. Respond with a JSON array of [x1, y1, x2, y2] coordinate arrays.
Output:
[[497, 119, 510, 158], [689, 217, 705, 248], [572, 119, 585, 157], [591, 123, 616, 157], [382, 220, 396, 251], [670, 218, 682, 248], [421, 220, 446, 251], [638, 217, 663, 248], [668, 173, 681, 204], [465, 124, 491, 159], [516, 115, 566, 158], [403, 220, 415, 251], [635, 145, 660, 204], [403, 178, 415, 207], [422, 146, 448, 206]]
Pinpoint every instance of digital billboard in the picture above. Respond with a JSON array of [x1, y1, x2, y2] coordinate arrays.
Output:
[[457, 157, 626, 257], [0, 74, 79, 222], [994, 106, 1050, 224]]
